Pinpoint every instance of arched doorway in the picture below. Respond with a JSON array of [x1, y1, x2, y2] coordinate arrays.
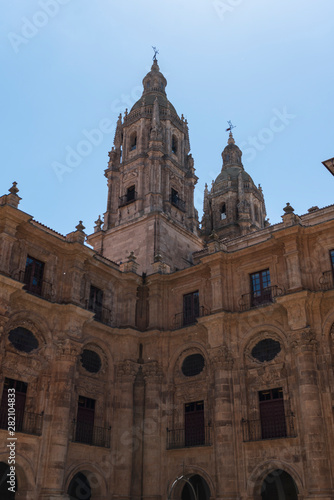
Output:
[[181, 474, 211, 500], [0, 462, 17, 499], [68, 472, 91, 500], [261, 469, 298, 500]]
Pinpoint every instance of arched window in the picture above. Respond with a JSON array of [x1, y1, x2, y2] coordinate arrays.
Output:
[[221, 203, 227, 220], [254, 205, 259, 222], [130, 132, 137, 151], [172, 135, 178, 154], [68, 472, 91, 500]]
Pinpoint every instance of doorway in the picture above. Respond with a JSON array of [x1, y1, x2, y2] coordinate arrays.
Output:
[[261, 469, 298, 500]]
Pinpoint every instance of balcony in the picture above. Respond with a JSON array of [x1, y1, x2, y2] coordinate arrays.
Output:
[[166, 426, 212, 450], [242, 414, 296, 442], [169, 194, 186, 212], [239, 285, 284, 312], [119, 191, 137, 207], [85, 301, 112, 326], [0, 411, 43, 436], [172, 306, 210, 330], [72, 421, 111, 448], [319, 270, 334, 291], [19, 270, 53, 301]]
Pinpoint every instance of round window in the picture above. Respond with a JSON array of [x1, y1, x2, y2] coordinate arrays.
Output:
[[8, 327, 39, 353], [251, 338, 281, 362], [182, 354, 205, 377], [81, 349, 102, 373]]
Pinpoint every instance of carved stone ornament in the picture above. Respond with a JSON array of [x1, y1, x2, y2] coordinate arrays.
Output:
[[142, 361, 163, 382], [258, 365, 281, 386], [55, 338, 81, 360], [291, 329, 318, 352], [210, 345, 234, 370], [116, 360, 138, 380]]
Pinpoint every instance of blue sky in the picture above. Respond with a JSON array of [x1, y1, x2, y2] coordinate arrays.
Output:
[[1, 0, 333, 237]]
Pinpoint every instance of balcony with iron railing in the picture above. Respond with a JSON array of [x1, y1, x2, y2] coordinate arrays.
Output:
[[169, 194, 186, 212], [19, 270, 53, 302], [71, 420, 111, 448], [166, 426, 212, 450], [172, 306, 210, 330], [319, 270, 334, 291], [85, 301, 112, 326], [119, 191, 138, 207], [0, 410, 43, 436], [242, 414, 296, 442], [239, 285, 284, 312]]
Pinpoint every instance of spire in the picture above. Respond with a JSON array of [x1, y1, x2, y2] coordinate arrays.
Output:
[[227, 131, 235, 145]]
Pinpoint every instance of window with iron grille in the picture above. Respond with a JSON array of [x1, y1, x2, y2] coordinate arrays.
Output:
[[0, 378, 27, 432], [250, 269, 271, 306], [8, 327, 39, 353], [88, 286, 103, 321], [75, 396, 95, 445], [23, 256, 44, 296], [183, 291, 199, 326], [259, 387, 286, 439], [251, 338, 281, 363], [81, 349, 102, 374], [185, 400, 204, 447], [182, 354, 205, 377]]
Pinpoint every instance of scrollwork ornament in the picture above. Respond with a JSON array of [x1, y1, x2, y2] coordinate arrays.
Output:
[[55, 338, 81, 360], [116, 360, 138, 380], [142, 361, 163, 383], [291, 329, 318, 353], [211, 345, 234, 370]]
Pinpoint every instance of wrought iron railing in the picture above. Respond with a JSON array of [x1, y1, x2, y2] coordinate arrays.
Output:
[[0, 410, 43, 436], [166, 426, 212, 449], [242, 414, 296, 442], [119, 191, 137, 207], [239, 285, 284, 312], [19, 270, 53, 301], [319, 270, 334, 291], [169, 194, 186, 212], [85, 301, 112, 326], [72, 421, 111, 448], [172, 306, 210, 330]]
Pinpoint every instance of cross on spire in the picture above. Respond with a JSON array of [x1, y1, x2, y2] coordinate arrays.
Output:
[[152, 46, 159, 61], [226, 120, 236, 133]]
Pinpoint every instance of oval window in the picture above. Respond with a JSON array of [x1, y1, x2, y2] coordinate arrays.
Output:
[[251, 338, 281, 362], [81, 349, 102, 373], [8, 327, 39, 353], [182, 354, 205, 377]]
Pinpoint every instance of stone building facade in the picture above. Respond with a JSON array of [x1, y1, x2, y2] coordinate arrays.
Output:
[[0, 59, 334, 500]]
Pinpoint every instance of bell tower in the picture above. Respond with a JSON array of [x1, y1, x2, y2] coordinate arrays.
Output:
[[87, 57, 202, 274], [202, 131, 267, 240]]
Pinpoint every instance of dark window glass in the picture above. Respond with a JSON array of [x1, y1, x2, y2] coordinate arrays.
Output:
[[88, 286, 103, 321], [172, 135, 177, 154], [126, 185, 136, 202], [8, 327, 39, 353], [81, 349, 102, 374], [23, 256, 44, 296], [171, 188, 178, 205], [259, 387, 286, 439], [182, 354, 205, 377], [0, 378, 27, 433], [183, 291, 200, 326], [250, 269, 272, 306], [221, 203, 226, 220], [75, 396, 95, 445], [130, 133, 137, 151], [185, 400, 204, 446], [251, 338, 281, 362]]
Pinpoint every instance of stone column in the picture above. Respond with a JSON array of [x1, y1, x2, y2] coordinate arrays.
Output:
[[292, 329, 333, 499], [40, 339, 80, 500], [113, 361, 137, 500], [211, 346, 238, 500], [142, 362, 163, 500]]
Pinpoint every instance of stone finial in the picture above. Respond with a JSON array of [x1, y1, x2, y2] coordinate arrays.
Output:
[[154, 253, 162, 262], [120, 251, 139, 273], [227, 131, 235, 145], [124, 108, 128, 118], [181, 114, 184, 121], [308, 206, 319, 213], [283, 202, 294, 214], [94, 215, 103, 232], [9, 182, 19, 195], [127, 251, 136, 261], [76, 221, 85, 232]]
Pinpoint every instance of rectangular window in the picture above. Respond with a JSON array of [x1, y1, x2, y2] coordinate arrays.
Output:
[[250, 269, 272, 306], [259, 387, 286, 439], [75, 395, 95, 445], [88, 285, 103, 321], [126, 185, 136, 203], [0, 378, 27, 432], [171, 188, 179, 205], [183, 291, 199, 326], [184, 400, 204, 447], [23, 256, 45, 296]]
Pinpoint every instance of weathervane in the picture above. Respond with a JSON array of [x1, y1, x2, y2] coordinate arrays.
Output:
[[226, 120, 236, 132], [152, 46, 159, 61]]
